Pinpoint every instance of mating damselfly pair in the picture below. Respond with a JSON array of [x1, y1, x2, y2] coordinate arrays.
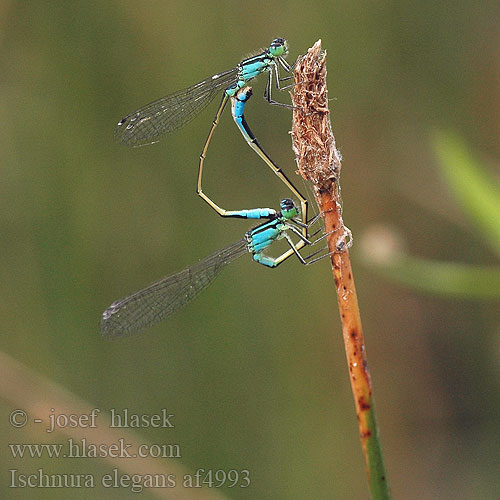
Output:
[[101, 38, 348, 339]]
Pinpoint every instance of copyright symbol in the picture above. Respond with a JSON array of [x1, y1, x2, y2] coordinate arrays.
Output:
[[10, 409, 28, 428]]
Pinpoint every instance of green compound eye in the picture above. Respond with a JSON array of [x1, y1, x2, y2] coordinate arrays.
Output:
[[280, 198, 299, 219], [269, 38, 288, 57]]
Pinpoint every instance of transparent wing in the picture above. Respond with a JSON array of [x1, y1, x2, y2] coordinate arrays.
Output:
[[100, 238, 249, 339], [114, 67, 239, 147]]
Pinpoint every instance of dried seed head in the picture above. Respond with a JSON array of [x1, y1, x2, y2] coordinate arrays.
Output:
[[291, 40, 342, 193]]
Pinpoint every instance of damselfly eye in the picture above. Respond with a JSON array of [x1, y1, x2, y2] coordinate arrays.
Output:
[[280, 198, 297, 217], [269, 38, 288, 57]]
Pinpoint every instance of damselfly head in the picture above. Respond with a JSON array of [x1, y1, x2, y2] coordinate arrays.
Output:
[[280, 198, 299, 219], [269, 38, 288, 58]]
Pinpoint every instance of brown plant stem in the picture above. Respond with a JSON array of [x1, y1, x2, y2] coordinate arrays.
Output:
[[291, 40, 391, 500]]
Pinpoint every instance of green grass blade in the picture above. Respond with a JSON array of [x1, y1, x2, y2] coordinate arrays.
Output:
[[433, 130, 500, 257], [372, 254, 500, 299]]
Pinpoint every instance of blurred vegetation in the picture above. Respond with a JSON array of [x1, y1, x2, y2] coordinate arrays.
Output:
[[363, 131, 500, 298], [0, 1, 499, 499]]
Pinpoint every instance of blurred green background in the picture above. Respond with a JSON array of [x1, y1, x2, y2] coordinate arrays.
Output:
[[1, 1, 499, 499]]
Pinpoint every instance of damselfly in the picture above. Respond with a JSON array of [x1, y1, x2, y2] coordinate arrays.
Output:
[[115, 38, 295, 147], [100, 199, 347, 339]]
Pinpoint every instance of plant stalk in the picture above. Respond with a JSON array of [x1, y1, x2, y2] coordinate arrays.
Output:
[[291, 40, 391, 500]]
